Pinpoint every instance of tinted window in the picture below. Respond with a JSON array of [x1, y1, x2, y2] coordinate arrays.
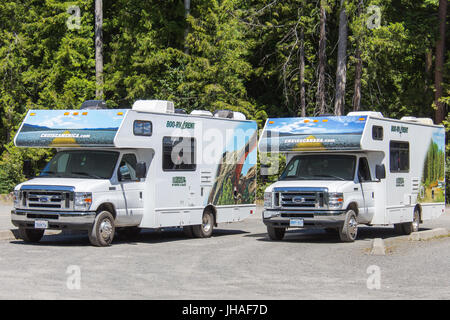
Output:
[[280, 155, 356, 181], [134, 120, 152, 136], [390, 141, 409, 172], [358, 157, 371, 182], [372, 125, 383, 140], [163, 137, 196, 171], [119, 154, 138, 181], [40, 151, 119, 179]]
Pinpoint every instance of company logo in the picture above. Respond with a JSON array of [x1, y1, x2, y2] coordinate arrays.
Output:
[[292, 196, 306, 203], [38, 196, 49, 203]]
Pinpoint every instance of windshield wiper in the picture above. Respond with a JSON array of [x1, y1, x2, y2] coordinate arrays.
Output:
[[39, 171, 63, 177], [311, 174, 346, 181], [71, 172, 103, 179]]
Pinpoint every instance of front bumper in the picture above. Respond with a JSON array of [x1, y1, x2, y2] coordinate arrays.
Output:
[[11, 209, 96, 230], [263, 209, 346, 228]]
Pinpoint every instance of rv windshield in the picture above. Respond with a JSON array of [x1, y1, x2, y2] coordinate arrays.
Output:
[[280, 154, 356, 181], [40, 150, 120, 179]]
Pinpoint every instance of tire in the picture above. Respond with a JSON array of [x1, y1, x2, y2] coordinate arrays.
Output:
[[339, 210, 358, 242], [400, 208, 420, 235], [116, 226, 141, 240], [18, 228, 44, 243], [393, 223, 404, 234], [192, 210, 214, 238], [88, 211, 115, 247], [267, 226, 285, 241], [183, 225, 195, 238]]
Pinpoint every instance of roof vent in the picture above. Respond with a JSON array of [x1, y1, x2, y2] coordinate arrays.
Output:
[[190, 110, 213, 117], [213, 110, 246, 120], [132, 100, 175, 114], [401, 116, 434, 125], [347, 111, 383, 118], [81, 100, 106, 110]]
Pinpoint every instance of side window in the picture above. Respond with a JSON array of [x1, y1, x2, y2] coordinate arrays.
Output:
[[284, 158, 299, 178], [390, 141, 409, 172], [119, 154, 138, 181], [372, 125, 383, 140], [163, 137, 196, 171], [358, 157, 371, 182], [133, 120, 152, 136]]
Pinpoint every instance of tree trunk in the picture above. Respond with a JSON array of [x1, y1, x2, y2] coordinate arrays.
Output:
[[352, 0, 363, 111], [316, 0, 327, 115], [184, 0, 191, 54], [299, 28, 306, 117], [95, 0, 103, 99], [334, 0, 348, 116], [434, 0, 447, 124]]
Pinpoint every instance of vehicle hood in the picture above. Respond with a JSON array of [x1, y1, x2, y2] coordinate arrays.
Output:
[[265, 180, 353, 193], [15, 177, 111, 192]]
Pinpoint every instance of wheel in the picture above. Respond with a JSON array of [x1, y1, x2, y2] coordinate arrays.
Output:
[[393, 223, 404, 234], [18, 228, 44, 243], [88, 211, 115, 247], [192, 210, 214, 238], [339, 210, 358, 242], [401, 208, 420, 235], [267, 226, 285, 241], [183, 225, 194, 238], [116, 226, 141, 240]]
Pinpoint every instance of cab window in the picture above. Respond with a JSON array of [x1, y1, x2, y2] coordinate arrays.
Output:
[[358, 157, 371, 182], [118, 154, 138, 181]]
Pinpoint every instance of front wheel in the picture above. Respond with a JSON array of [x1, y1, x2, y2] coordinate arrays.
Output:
[[19, 228, 44, 243], [88, 211, 115, 247], [339, 210, 358, 242], [267, 226, 285, 241]]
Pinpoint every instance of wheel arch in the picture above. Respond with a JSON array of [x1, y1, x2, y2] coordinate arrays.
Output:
[[96, 202, 117, 220]]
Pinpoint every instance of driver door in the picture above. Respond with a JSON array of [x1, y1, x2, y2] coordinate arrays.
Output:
[[357, 157, 376, 220], [116, 153, 144, 226]]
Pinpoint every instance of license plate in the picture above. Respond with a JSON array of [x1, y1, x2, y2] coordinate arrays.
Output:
[[34, 220, 48, 229], [289, 218, 304, 227]]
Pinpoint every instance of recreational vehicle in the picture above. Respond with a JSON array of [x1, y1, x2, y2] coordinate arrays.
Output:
[[11, 100, 257, 246], [259, 112, 446, 242]]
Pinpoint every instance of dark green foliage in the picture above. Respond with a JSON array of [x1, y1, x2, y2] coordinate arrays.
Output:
[[0, 0, 448, 200]]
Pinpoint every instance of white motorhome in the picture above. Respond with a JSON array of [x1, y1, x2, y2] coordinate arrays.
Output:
[[259, 112, 446, 242], [11, 100, 257, 246]]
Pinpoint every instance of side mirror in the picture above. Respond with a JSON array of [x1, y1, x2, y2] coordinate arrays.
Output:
[[375, 164, 386, 180], [23, 160, 34, 179], [136, 162, 147, 179]]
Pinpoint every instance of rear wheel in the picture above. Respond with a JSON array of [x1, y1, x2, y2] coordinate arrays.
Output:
[[339, 210, 358, 242], [192, 210, 214, 238], [399, 208, 420, 235], [88, 211, 115, 247], [19, 228, 44, 243], [267, 226, 285, 241]]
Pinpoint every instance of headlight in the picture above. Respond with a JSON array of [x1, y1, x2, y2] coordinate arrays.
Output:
[[74, 192, 92, 210], [328, 192, 344, 209], [264, 192, 272, 207], [13, 190, 20, 207]]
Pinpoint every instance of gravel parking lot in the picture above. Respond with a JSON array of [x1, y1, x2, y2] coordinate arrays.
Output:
[[0, 206, 449, 299]]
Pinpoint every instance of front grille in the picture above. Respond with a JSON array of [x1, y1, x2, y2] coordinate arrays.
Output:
[[273, 187, 328, 209], [18, 186, 74, 211]]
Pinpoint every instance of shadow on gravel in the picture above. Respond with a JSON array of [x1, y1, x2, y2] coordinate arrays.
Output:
[[247, 226, 433, 244], [9, 228, 249, 247]]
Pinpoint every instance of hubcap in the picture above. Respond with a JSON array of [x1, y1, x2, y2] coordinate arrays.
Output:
[[413, 211, 420, 231], [100, 219, 113, 240], [348, 216, 358, 238], [202, 215, 212, 233]]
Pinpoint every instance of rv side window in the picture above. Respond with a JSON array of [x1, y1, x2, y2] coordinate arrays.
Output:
[[358, 157, 372, 182], [133, 120, 152, 136], [390, 141, 409, 172], [372, 125, 383, 140], [163, 137, 196, 171]]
